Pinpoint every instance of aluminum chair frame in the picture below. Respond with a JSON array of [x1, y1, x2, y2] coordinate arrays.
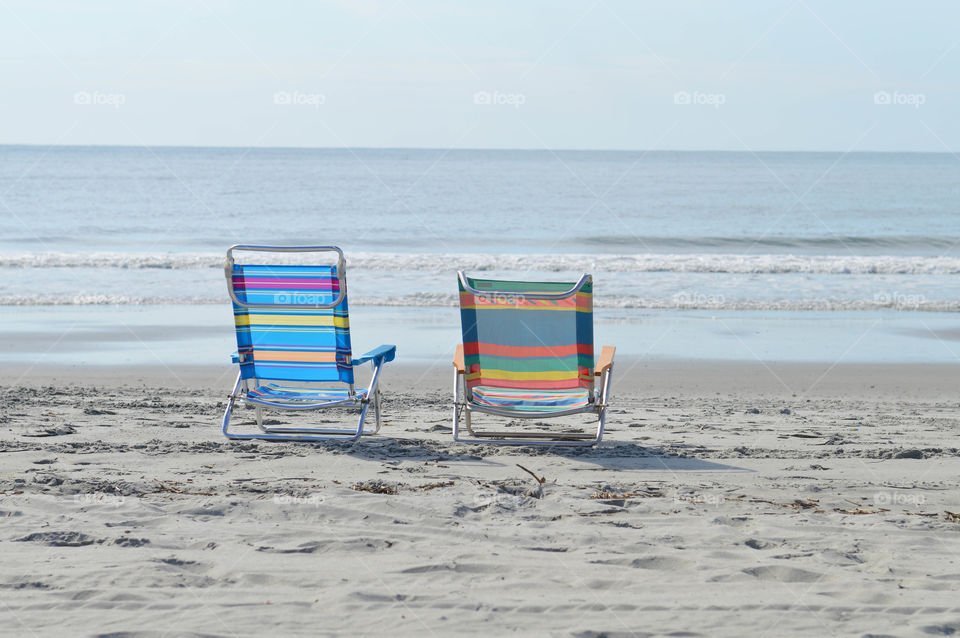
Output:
[[221, 245, 395, 442], [452, 271, 615, 446]]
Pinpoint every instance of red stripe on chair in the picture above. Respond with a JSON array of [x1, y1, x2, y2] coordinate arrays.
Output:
[[464, 342, 592, 358], [465, 378, 590, 390], [234, 278, 338, 289]]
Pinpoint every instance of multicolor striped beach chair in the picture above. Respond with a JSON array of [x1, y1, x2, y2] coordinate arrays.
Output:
[[453, 271, 615, 445], [221, 245, 396, 441]]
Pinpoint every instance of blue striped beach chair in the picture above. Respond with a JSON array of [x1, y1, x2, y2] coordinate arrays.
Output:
[[453, 271, 615, 445], [221, 245, 396, 441]]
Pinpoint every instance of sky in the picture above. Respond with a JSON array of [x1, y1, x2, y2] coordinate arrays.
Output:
[[1, 0, 958, 152]]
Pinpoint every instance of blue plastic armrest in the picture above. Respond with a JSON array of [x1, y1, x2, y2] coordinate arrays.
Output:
[[353, 344, 397, 366], [231, 352, 240, 364]]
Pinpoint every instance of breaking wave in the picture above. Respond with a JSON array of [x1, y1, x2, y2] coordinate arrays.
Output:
[[1, 293, 955, 312], [3, 251, 960, 275]]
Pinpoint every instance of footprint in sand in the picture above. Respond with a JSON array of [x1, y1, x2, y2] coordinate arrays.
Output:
[[0, 581, 56, 590], [592, 556, 695, 570], [819, 548, 865, 566], [113, 537, 150, 547], [631, 556, 695, 570], [922, 622, 960, 635], [400, 563, 500, 574], [15, 531, 97, 547], [930, 573, 960, 581], [154, 557, 207, 572], [17, 531, 150, 548], [713, 515, 754, 528], [745, 539, 777, 550], [743, 565, 827, 583], [257, 539, 395, 554], [573, 632, 659, 638]]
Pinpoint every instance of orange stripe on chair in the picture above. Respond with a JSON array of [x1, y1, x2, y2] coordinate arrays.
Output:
[[253, 350, 338, 363]]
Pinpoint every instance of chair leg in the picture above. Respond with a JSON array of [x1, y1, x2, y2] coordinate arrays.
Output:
[[454, 414, 602, 446], [592, 363, 613, 443], [360, 361, 385, 435], [222, 374, 366, 442], [452, 369, 470, 442], [227, 409, 365, 442], [451, 366, 612, 446], [453, 403, 467, 440], [221, 372, 242, 438], [369, 388, 382, 434], [359, 388, 381, 435], [221, 360, 390, 442], [464, 404, 475, 436]]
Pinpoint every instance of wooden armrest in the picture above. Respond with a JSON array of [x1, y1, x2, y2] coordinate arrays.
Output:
[[595, 345, 615, 376], [453, 344, 465, 373]]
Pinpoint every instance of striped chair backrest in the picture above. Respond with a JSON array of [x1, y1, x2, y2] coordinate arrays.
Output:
[[458, 274, 594, 392], [230, 264, 354, 384]]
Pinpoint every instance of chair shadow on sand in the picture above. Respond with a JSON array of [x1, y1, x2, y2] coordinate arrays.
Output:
[[525, 441, 751, 472], [287, 435, 750, 473]]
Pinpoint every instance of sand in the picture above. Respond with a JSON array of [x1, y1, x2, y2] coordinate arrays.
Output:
[[2, 361, 960, 637]]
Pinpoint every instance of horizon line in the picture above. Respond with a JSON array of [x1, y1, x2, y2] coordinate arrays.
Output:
[[0, 143, 951, 155]]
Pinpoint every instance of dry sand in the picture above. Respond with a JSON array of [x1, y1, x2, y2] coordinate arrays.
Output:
[[2, 360, 960, 637]]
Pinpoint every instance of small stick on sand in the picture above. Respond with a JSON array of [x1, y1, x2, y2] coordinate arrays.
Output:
[[418, 481, 455, 491], [516, 464, 546, 485], [834, 506, 890, 515], [153, 478, 215, 496]]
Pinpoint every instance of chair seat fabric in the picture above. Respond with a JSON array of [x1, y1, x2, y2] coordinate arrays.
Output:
[[470, 385, 594, 413], [247, 383, 366, 404]]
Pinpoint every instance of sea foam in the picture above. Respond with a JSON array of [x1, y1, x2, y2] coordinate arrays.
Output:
[[3, 251, 960, 275]]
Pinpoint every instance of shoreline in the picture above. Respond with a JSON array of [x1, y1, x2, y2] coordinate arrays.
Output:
[[3, 359, 958, 401], [5, 305, 960, 369]]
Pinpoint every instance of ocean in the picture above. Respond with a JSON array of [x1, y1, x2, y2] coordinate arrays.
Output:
[[2, 145, 958, 366]]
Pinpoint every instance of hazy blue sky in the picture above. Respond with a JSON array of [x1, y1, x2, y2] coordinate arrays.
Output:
[[2, 0, 958, 151]]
